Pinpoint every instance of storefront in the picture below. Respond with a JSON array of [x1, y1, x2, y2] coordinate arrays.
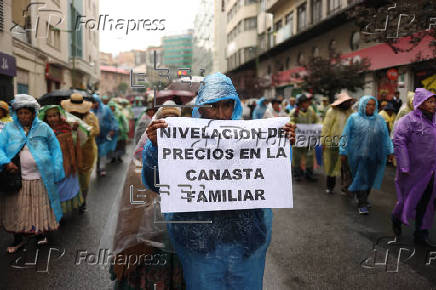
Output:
[[413, 61, 436, 93], [376, 68, 399, 101], [45, 63, 63, 93], [0, 52, 17, 102]]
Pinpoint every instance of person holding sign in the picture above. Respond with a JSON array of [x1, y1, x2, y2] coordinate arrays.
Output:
[[290, 93, 320, 181], [321, 93, 354, 194], [340, 96, 393, 215], [143, 73, 295, 290]]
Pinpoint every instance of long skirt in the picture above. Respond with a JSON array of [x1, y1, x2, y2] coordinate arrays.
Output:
[[1, 179, 59, 234]]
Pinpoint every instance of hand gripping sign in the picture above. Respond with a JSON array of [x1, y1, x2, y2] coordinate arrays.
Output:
[[157, 117, 293, 213]]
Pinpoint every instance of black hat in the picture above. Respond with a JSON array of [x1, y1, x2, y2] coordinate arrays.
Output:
[[296, 94, 309, 105]]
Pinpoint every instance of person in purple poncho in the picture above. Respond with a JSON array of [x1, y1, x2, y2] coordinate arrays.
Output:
[[391, 88, 436, 247]]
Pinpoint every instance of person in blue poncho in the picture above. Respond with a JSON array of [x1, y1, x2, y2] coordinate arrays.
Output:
[[252, 97, 270, 119], [0, 94, 64, 253], [142, 73, 295, 290], [340, 95, 394, 215], [91, 95, 118, 176]]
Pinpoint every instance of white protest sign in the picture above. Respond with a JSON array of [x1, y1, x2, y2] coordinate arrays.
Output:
[[157, 117, 293, 213], [294, 123, 323, 148]]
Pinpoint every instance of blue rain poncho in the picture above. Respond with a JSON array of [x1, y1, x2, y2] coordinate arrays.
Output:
[[91, 95, 118, 157], [340, 95, 393, 191], [251, 97, 268, 119], [142, 72, 272, 290], [0, 113, 65, 222]]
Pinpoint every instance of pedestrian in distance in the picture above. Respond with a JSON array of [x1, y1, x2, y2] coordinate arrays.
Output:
[[39, 105, 84, 216], [91, 95, 118, 177], [290, 93, 320, 182], [321, 93, 354, 195], [340, 95, 394, 215], [61, 93, 100, 214]]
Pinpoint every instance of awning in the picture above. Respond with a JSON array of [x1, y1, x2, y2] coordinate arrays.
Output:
[[341, 34, 435, 71]]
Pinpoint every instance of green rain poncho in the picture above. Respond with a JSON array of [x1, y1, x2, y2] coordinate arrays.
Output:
[[108, 100, 129, 141]]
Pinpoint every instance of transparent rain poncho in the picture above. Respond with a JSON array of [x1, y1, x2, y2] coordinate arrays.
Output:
[[340, 95, 393, 192], [142, 73, 273, 289], [91, 95, 119, 156], [0, 111, 65, 222]]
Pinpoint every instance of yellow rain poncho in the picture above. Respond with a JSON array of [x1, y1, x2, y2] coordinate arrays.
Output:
[[395, 91, 414, 123], [322, 106, 353, 176]]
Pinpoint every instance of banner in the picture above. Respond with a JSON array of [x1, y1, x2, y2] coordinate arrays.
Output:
[[294, 123, 323, 148], [157, 117, 293, 213]]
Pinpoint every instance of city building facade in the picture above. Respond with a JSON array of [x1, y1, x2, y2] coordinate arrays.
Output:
[[0, 0, 100, 100], [225, 0, 435, 102], [193, 0, 214, 75], [162, 30, 193, 71]]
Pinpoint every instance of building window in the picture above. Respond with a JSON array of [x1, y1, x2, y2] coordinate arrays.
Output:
[[329, 39, 336, 52], [297, 3, 307, 32], [0, 0, 3, 32], [17, 83, 29, 94], [329, 0, 341, 14], [312, 0, 322, 24], [275, 20, 282, 31], [350, 31, 360, 51], [244, 17, 257, 31], [285, 11, 293, 25], [298, 52, 305, 65], [221, 0, 225, 12], [47, 22, 61, 50], [245, 0, 257, 5], [312, 47, 319, 57], [285, 11, 294, 36]]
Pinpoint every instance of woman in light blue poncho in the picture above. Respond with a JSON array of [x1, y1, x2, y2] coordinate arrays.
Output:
[[142, 73, 295, 290], [0, 94, 64, 253], [340, 95, 393, 215], [91, 94, 118, 176], [252, 97, 269, 119]]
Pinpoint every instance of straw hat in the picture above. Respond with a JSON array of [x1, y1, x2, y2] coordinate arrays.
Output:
[[61, 93, 92, 114], [0, 100, 9, 114], [331, 93, 353, 106], [153, 100, 181, 120]]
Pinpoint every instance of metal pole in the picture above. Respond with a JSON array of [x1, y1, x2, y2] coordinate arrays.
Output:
[[72, 0, 76, 89]]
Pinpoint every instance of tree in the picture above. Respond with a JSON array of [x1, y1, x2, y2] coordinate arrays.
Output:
[[348, 0, 436, 55], [117, 82, 129, 95], [302, 52, 370, 103]]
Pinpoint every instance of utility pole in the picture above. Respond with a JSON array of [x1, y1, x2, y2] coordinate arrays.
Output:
[[72, 0, 76, 89]]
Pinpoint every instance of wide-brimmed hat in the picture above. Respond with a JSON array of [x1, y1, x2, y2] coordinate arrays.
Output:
[[61, 93, 92, 114], [153, 101, 181, 120], [331, 93, 353, 106], [0, 100, 9, 114]]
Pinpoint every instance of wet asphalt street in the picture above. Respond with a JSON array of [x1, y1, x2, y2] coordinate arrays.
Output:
[[1, 152, 436, 289]]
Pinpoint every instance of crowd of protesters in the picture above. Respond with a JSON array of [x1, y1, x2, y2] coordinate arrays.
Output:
[[0, 93, 133, 253], [0, 70, 435, 289]]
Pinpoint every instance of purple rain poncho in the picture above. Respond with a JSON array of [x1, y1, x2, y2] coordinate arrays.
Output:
[[339, 95, 394, 192], [392, 88, 436, 230]]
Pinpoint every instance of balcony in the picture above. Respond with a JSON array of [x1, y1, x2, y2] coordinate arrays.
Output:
[[266, 0, 280, 13], [276, 22, 293, 45]]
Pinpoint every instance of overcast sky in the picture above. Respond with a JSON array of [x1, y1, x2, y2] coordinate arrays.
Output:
[[99, 0, 202, 56]]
